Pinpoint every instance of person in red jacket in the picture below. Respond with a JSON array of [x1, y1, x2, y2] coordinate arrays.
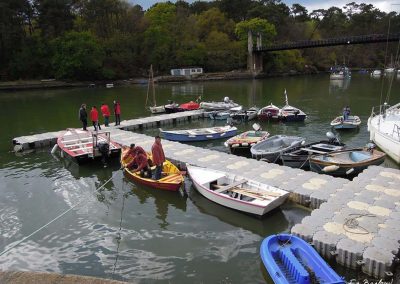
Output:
[[129, 150, 152, 178], [90, 106, 101, 131], [151, 136, 165, 180], [113, 100, 121, 126], [100, 103, 110, 127]]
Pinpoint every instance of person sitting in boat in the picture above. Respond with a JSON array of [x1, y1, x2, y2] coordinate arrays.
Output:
[[342, 106, 350, 120], [123, 143, 146, 168], [128, 149, 152, 178]]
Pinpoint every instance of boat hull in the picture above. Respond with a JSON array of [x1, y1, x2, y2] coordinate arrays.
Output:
[[187, 165, 288, 216], [368, 114, 400, 164], [309, 149, 385, 177], [161, 128, 237, 142], [280, 113, 306, 122], [261, 234, 345, 284]]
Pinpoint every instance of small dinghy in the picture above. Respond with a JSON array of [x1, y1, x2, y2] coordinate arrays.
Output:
[[279, 89, 307, 122], [260, 234, 345, 284], [200, 96, 239, 111], [230, 107, 259, 121], [187, 164, 289, 216], [281, 132, 345, 169], [258, 103, 280, 121], [160, 125, 237, 142], [164, 101, 184, 113], [208, 106, 243, 120], [330, 115, 361, 129], [309, 147, 386, 177], [250, 135, 305, 163], [224, 123, 269, 154], [121, 148, 184, 191], [57, 129, 121, 164]]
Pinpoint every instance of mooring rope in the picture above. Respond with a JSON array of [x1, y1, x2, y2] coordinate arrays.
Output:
[[0, 167, 124, 257], [343, 213, 376, 235]]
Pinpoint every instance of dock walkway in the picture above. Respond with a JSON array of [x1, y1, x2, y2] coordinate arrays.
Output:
[[11, 113, 400, 280]]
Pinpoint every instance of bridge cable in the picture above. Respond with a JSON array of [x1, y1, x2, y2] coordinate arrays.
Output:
[[0, 167, 124, 257]]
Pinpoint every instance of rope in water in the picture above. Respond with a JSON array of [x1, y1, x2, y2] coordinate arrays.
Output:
[[0, 167, 124, 257]]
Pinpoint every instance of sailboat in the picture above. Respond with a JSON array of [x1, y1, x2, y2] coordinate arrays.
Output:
[[279, 89, 307, 122], [146, 65, 166, 114]]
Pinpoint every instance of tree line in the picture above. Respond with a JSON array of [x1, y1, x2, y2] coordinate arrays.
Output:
[[1, 0, 399, 81]]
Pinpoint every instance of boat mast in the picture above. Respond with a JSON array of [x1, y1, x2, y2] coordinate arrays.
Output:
[[284, 89, 288, 106], [145, 65, 156, 107]]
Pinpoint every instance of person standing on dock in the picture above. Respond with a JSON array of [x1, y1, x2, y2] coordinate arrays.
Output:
[[90, 106, 101, 131], [79, 104, 88, 131], [100, 103, 110, 127], [114, 101, 121, 126], [151, 136, 165, 180]]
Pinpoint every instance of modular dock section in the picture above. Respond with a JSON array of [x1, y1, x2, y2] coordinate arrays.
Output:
[[11, 115, 400, 280]]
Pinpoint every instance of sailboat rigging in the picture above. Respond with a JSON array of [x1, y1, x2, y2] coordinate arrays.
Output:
[[146, 65, 166, 114]]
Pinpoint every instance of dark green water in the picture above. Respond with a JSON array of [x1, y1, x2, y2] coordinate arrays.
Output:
[[0, 74, 399, 283]]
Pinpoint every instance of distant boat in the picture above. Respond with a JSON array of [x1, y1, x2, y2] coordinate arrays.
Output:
[[330, 65, 351, 80], [250, 135, 305, 162], [121, 148, 184, 191], [281, 132, 345, 169], [309, 147, 386, 177], [186, 164, 289, 216], [368, 102, 400, 163], [257, 103, 280, 121], [160, 125, 237, 142], [57, 129, 121, 165], [371, 70, 382, 78], [106, 83, 114, 88], [224, 129, 270, 154], [230, 107, 259, 121], [199, 97, 239, 111], [330, 115, 361, 129], [260, 234, 345, 284], [279, 89, 307, 122]]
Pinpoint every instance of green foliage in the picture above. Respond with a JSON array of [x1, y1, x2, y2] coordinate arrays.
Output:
[[235, 18, 276, 43], [52, 31, 105, 79]]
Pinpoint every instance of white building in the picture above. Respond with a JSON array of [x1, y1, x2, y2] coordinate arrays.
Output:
[[170, 67, 203, 76]]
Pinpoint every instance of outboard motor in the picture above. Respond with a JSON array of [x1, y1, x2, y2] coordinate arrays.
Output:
[[326, 131, 340, 144], [366, 142, 376, 152], [98, 141, 110, 166]]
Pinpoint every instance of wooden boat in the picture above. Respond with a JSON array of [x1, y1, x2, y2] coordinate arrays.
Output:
[[230, 107, 259, 121], [258, 103, 280, 121], [224, 130, 270, 154], [279, 89, 307, 122], [309, 147, 386, 177], [186, 164, 289, 216], [281, 141, 345, 169], [160, 125, 237, 142], [261, 234, 345, 284], [330, 115, 361, 129], [200, 97, 239, 111], [121, 148, 184, 191], [57, 129, 121, 164], [250, 135, 305, 162], [179, 101, 200, 111], [368, 102, 400, 163]]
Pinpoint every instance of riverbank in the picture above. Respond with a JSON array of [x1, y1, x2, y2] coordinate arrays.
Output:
[[0, 70, 320, 91]]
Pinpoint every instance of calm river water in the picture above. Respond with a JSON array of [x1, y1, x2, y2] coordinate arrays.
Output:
[[0, 74, 399, 283]]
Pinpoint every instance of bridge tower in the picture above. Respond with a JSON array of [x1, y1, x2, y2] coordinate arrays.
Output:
[[247, 31, 263, 74]]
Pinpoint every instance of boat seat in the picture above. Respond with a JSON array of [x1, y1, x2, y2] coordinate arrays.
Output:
[[300, 148, 328, 154], [278, 247, 310, 284], [214, 179, 247, 193]]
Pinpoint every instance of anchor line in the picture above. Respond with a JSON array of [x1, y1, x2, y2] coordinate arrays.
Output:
[[112, 178, 127, 276], [0, 167, 124, 257]]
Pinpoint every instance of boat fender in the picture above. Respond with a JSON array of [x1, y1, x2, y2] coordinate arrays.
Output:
[[322, 165, 340, 172], [232, 144, 239, 148], [51, 144, 59, 154], [346, 168, 355, 175]]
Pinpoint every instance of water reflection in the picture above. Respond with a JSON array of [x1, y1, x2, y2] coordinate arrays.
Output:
[[329, 78, 351, 94], [171, 84, 204, 96]]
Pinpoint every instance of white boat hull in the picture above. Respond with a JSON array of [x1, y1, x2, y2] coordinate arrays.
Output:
[[187, 165, 289, 216], [368, 115, 400, 163]]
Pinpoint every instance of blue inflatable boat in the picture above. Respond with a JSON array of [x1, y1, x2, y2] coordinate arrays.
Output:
[[260, 234, 345, 284]]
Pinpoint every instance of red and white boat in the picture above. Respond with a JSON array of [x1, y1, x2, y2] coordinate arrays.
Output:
[[57, 129, 121, 164], [224, 130, 270, 154], [179, 101, 200, 111], [186, 164, 289, 216], [257, 103, 280, 121]]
